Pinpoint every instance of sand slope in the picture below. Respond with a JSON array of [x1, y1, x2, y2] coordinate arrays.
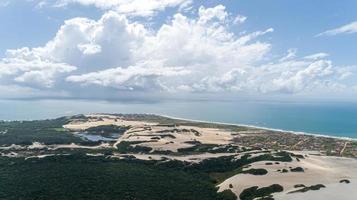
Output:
[[218, 153, 357, 199]]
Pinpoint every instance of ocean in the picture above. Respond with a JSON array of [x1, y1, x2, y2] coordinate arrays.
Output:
[[1, 99, 357, 138]]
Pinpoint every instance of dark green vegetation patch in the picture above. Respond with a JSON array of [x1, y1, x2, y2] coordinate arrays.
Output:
[[294, 184, 306, 188], [239, 184, 284, 200], [0, 155, 236, 200], [178, 144, 241, 154], [290, 167, 304, 172], [85, 125, 129, 138], [340, 179, 350, 184], [116, 141, 153, 154], [242, 168, 268, 175], [288, 184, 325, 194], [0, 117, 83, 145]]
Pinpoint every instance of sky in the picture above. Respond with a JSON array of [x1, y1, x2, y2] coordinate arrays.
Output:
[[0, 0, 357, 102]]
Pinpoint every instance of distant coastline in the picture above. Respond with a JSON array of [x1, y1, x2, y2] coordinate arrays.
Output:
[[1, 99, 357, 139], [157, 113, 357, 141]]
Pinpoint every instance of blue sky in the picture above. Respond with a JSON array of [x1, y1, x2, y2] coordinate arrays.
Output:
[[0, 0, 357, 101], [1, 0, 357, 65]]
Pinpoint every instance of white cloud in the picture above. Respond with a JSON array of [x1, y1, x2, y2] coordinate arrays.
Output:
[[279, 49, 297, 62], [0, 47, 76, 88], [181, 55, 353, 95], [1, 11, 146, 77], [66, 61, 190, 91], [53, 0, 192, 17], [304, 52, 329, 60], [1, 4, 356, 99], [138, 9, 272, 78], [234, 28, 273, 46], [63, 5, 273, 94], [77, 43, 102, 55], [188, 68, 247, 92], [268, 60, 335, 93], [318, 21, 357, 36], [233, 15, 247, 25], [36, 12, 147, 70], [198, 5, 228, 24], [0, 11, 146, 90]]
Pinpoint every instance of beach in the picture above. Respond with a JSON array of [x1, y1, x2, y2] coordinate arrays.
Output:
[[1, 99, 357, 139]]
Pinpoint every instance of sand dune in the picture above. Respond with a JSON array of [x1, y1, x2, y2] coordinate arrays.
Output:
[[63, 114, 357, 200], [218, 153, 357, 199]]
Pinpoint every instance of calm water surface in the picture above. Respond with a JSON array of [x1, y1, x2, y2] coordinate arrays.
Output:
[[0, 99, 357, 138]]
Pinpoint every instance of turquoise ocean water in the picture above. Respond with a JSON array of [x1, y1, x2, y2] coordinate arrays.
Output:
[[0, 99, 357, 138]]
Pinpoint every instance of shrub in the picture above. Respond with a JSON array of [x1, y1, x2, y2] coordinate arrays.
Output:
[[239, 184, 283, 200], [290, 167, 304, 172], [340, 179, 350, 184], [242, 168, 268, 175]]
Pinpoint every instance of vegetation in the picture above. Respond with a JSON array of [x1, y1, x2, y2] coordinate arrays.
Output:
[[116, 114, 250, 131], [0, 117, 83, 145], [340, 179, 350, 184], [116, 141, 153, 154], [239, 184, 284, 200], [178, 144, 240, 154], [294, 184, 306, 188], [288, 184, 325, 194], [242, 168, 268, 175], [290, 167, 304, 172], [85, 125, 129, 138], [290, 153, 305, 159], [220, 190, 237, 200], [3, 114, 345, 200], [0, 155, 235, 200], [204, 153, 292, 183]]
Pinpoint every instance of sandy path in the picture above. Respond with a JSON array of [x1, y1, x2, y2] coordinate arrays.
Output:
[[340, 142, 349, 156]]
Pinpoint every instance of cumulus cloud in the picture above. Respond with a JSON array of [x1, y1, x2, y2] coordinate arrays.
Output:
[[64, 5, 271, 92], [138, 6, 272, 79], [318, 21, 357, 36], [0, 47, 76, 88], [66, 61, 190, 91], [0, 4, 356, 99], [77, 43, 102, 55], [53, 0, 192, 16], [182, 53, 354, 95], [37, 12, 146, 70], [197, 5, 228, 23], [233, 15, 247, 25], [1, 11, 144, 89], [267, 60, 336, 93]]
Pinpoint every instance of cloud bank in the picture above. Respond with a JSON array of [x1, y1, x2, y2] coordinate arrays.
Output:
[[0, 4, 356, 100]]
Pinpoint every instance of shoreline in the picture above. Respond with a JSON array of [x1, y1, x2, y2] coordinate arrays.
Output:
[[154, 113, 357, 142], [3, 111, 357, 141]]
